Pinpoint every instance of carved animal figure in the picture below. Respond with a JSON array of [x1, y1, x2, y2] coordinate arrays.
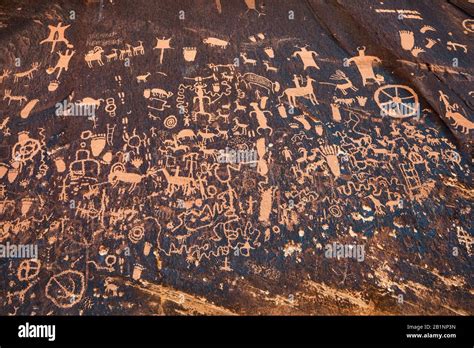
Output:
[[105, 49, 118, 62], [3, 90, 27, 105], [136, 72, 151, 83], [367, 194, 384, 215], [176, 129, 196, 141], [203, 37, 229, 48], [234, 100, 247, 112], [319, 70, 357, 95], [240, 52, 257, 66], [244, 0, 265, 16], [0, 69, 10, 83], [159, 167, 195, 195], [108, 163, 158, 193], [422, 145, 440, 163], [85, 46, 104, 68], [198, 142, 219, 160], [143, 88, 173, 99], [132, 41, 145, 55], [119, 44, 133, 60], [282, 76, 318, 107], [215, 125, 229, 139], [164, 135, 189, 153], [386, 193, 402, 212], [14, 62, 40, 82], [104, 277, 119, 297], [250, 102, 273, 135], [198, 128, 218, 142], [439, 91, 474, 134], [76, 97, 104, 108], [233, 118, 250, 136]]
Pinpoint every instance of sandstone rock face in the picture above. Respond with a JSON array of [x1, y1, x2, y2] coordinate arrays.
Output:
[[0, 0, 472, 315]]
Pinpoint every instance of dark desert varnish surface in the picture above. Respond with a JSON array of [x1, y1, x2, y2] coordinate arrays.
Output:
[[0, 0, 472, 316]]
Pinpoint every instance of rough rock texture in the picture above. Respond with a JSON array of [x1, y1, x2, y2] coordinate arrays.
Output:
[[0, 0, 472, 315]]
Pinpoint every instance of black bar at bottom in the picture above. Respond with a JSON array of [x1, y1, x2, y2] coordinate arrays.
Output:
[[0, 316, 472, 346]]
